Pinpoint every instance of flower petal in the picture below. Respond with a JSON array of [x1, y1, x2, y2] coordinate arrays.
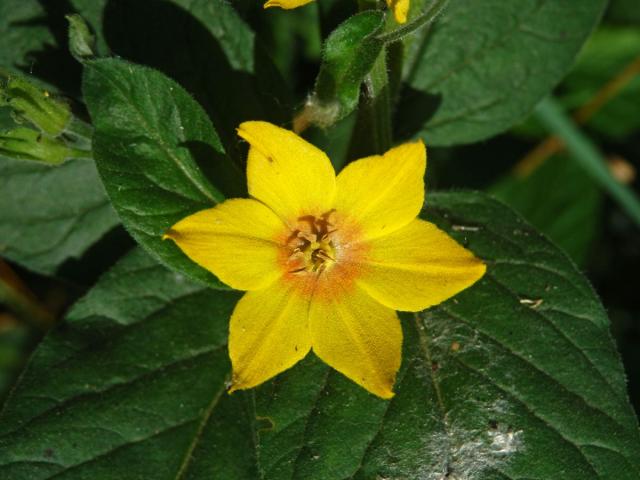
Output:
[[309, 283, 402, 399], [229, 282, 311, 392], [238, 121, 336, 222], [357, 219, 486, 312], [336, 140, 426, 240], [264, 0, 314, 9], [164, 198, 284, 291], [386, 0, 410, 23]]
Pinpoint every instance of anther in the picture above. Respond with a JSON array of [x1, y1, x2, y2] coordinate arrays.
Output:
[[286, 212, 338, 275]]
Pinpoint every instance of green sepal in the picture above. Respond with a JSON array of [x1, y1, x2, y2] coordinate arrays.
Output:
[[0, 127, 83, 165], [302, 11, 385, 128], [0, 74, 71, 136]]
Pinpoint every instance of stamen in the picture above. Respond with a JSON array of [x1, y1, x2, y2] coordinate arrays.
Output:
[[286, 212, 338, 275]]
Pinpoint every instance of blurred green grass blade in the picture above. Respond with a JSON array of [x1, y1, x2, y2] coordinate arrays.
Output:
[[535, 97, 640, 226]]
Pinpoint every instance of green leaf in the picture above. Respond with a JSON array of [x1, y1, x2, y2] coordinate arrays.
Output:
[[0, 324, 30, 402], [491, 155, 602, 265], [305, 11, 385, 127], [0, 0, 85, 96], [0, 0, 53, 74], [1, 192, 638, 479], [0, 71, 117, 276], [398, 0, 608, 146], [83, 58, 229, 289], [78, 0, 290, 167], [0, 155, 119, 275], [0, 248, 247, 478]]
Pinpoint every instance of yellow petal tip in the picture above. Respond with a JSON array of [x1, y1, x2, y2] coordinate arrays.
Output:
[[162, 229, 177, 241], [362, 379, 396, 399], [461, 256, 488, 292], [263, 1, 280, 9], [262, 0, 314, 10], [236, 121, 263, 143], [476, 259, 488, 279], [236, 124, 247, 137], [378, 389, 395, 400], [227, 377, 247, 395]]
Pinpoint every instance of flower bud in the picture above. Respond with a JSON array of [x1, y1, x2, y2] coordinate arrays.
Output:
[[0, 128, 81, 165], [0, 76, 71, 136], [66, 14, 96, 61]]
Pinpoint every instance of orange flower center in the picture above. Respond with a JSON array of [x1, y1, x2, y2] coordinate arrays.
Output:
[[286, 211, 338, 275], [277, 210, 369, 300]]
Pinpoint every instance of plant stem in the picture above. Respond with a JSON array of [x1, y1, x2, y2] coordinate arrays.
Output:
[[348, 47, 393, 158], [535, 97, 640, 226], [367, 51, 393, 153], [376, 0, 449, 44]]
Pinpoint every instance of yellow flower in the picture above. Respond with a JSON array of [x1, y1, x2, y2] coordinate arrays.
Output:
[[264, 0, 410, 24], [164, 121, 485, 398]]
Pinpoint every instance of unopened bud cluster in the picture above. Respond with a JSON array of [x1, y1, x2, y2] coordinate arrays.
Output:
[[0, 75, 84, 165]]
